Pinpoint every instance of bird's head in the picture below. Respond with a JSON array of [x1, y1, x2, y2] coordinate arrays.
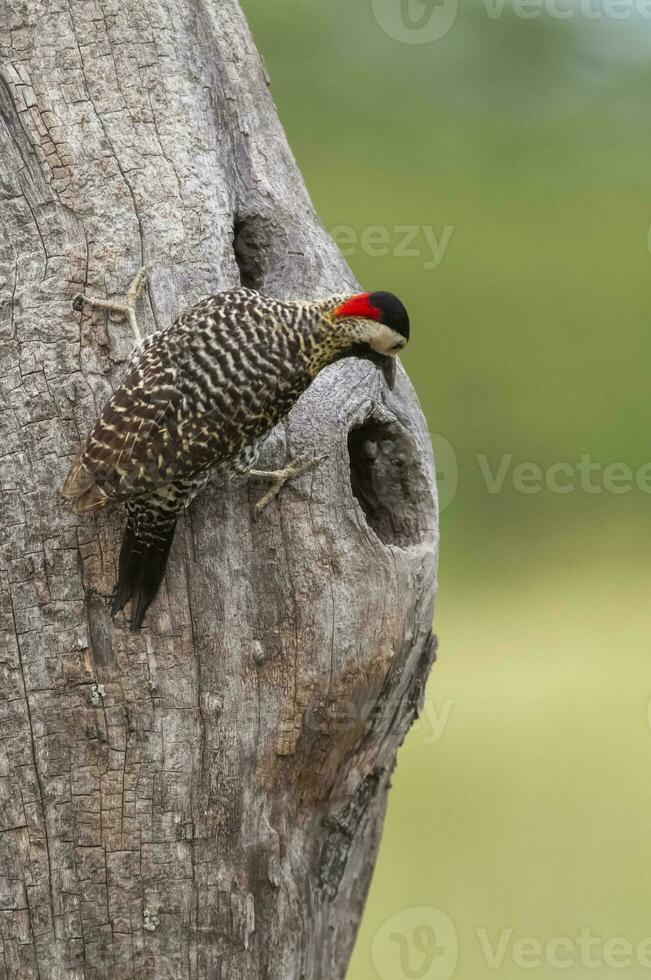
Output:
[[328, 291, 409, 388]]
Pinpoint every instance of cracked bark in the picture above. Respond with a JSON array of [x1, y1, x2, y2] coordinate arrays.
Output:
[[0, 1, 439, 977]]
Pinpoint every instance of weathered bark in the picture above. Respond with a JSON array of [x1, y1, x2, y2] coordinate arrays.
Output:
[[0, 1, 438, 977]]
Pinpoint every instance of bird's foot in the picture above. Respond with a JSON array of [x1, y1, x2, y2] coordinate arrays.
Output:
[[250, 455, 327, 516], [72, 267, 148, 343]]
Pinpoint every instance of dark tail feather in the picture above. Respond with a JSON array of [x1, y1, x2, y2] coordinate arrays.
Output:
[[112, 517, 177, 630]]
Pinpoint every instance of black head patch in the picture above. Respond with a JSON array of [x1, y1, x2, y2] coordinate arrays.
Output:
[[368, 291, 410, 340]]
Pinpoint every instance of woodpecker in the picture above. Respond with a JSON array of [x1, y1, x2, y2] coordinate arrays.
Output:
[[63, 271, 410, 630]]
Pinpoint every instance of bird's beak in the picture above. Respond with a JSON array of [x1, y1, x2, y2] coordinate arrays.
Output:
[[364, 350, 397, 390]]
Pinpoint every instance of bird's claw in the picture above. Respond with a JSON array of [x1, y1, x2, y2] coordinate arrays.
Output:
[[250, 454, 328, 517], [71, 267, 148, 343]]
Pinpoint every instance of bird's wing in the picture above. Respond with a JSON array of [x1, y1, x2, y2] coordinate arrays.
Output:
[[62, 360, 189, 512], [62, 289, 285, 513]]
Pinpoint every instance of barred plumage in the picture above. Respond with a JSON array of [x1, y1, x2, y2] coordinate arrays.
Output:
[[64, 279, 409, 629]]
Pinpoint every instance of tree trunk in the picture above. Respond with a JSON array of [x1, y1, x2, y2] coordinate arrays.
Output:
[[0, 1, 438, 977]]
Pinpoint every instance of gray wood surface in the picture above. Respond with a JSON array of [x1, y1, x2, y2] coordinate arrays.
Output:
[[0, 1, 439, 976]]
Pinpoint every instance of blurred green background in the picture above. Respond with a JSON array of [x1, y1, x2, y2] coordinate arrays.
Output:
[[241, 2, 650, 977]]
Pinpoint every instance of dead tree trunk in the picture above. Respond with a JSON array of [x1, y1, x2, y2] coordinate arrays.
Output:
[[0, 1, 438, 977]]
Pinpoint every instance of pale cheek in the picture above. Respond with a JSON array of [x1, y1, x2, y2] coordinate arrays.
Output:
[[370, 336, 398, 356]]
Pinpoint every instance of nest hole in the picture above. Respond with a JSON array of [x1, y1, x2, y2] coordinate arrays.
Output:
[[348, 419, 430, 548], [233, 214, 265, 289]]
